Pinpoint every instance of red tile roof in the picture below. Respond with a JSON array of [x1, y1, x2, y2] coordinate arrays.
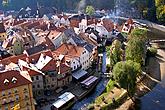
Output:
[[48, 30, 61, 40], [0, 54, 27, 65], [0, 70, 32, 91], [12, 19, 26, 26], [57, 63, 71, 74], [55, 43, 84, 57]]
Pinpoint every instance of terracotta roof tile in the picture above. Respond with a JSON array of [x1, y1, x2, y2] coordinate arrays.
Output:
[[55, 43, 84, 57], [0, 70, 32, 91]]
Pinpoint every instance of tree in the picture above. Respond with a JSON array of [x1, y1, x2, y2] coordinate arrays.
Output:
[[113, 60, 141, 102], [85, 5, 95, 16], [126, 38, 146, 65], [126, 29, 147, 65], [109, 40, 122, 70], [128, 28, 148, 41], [155, 0, 165, 24]]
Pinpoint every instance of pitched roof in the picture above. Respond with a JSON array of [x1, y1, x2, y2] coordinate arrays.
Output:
[[0, 70, 32, 91], [2, 37, 17, 48], [0, 54, 27, 65], [56, 43, 84, 57], [18, 59, 44, 76], [57, 63, 71, 74], [48, 30, 62, 40], [35, 53, 53, 70], [25, 44, 48, 56]]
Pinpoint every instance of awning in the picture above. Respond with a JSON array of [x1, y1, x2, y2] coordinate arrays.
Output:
[[72, 70, 88, 80]]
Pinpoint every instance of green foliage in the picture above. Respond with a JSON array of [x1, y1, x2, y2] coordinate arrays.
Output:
[[129, 28, 148, 41], [109, 40, 122, 69], [106, 79, 115, 92], [88, 104, 94, 110], [126, 38, 146, 65], [156, 5, 165, 24], [126, 29, 147, 65], [147, 47, 158, 57], [155, 0, 164, 7], [155, 0, 165, 24], [85, 5, 95, 16], [106, 45, 112, 58], [106, 64, 110, 73], [113, 60, 141, 99]]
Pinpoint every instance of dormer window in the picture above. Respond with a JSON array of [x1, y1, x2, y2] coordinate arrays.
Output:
[[4, 79, 9, 85], [12, 77, 17, 83]]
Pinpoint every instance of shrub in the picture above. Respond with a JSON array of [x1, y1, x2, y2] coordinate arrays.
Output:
[[147, 47, 157, 57], [88, 104, 94, 110], [106, 64, 110, 73], [106, 80, 115, 92]]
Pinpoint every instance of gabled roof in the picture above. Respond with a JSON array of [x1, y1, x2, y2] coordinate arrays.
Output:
[[2, 37, 17, 48], [56, 43, 84, 57], [0, 70, 32, 91], [35, 53, 53, 70], [24, 44, 48, 56], [18, 59, 44, 76], [57, 63, 71, 74], [48, 30, 62, 40]]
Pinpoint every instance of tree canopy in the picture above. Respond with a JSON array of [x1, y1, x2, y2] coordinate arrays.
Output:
[[126, 29, 147, 65], [85, 5, 95, 16], [108, 40, 122, 70], [113, 60, 141, 100]]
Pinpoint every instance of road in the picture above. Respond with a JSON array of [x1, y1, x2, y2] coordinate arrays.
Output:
[[140, 49, 165, 110]]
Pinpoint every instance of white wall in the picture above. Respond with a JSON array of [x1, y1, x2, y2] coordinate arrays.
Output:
[[70, 58, 81, 71], [80, 49, 91, 70]]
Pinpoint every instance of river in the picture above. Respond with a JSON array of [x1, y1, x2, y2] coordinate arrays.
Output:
[[140, 49, 165, 110], [71, 49, 108, 110], [71, 78, 109, 110]]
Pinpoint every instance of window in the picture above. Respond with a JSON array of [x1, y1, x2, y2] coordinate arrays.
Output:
[[25, 94, 28, 99], [32, 85, 35, 89], [14, 89, 18, 93], [2, 91, 5, 96], [37, 84, 40, 88], [47, 85, 50, 88], [36, 76, 39, 80], [24, 88, 27, 91], [51, 85, 54, 87], [2, 99, 7, 104], [31, 77, 34, 81], [8, 90, 11, 95], [15, 95, 19, 101], [74, 66, 76, 70]]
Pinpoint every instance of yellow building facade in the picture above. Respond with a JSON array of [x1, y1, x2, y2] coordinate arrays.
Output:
[[2, 37, 23, 55], [0, 70, 35, 110], [0, 84, 35, 110]]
